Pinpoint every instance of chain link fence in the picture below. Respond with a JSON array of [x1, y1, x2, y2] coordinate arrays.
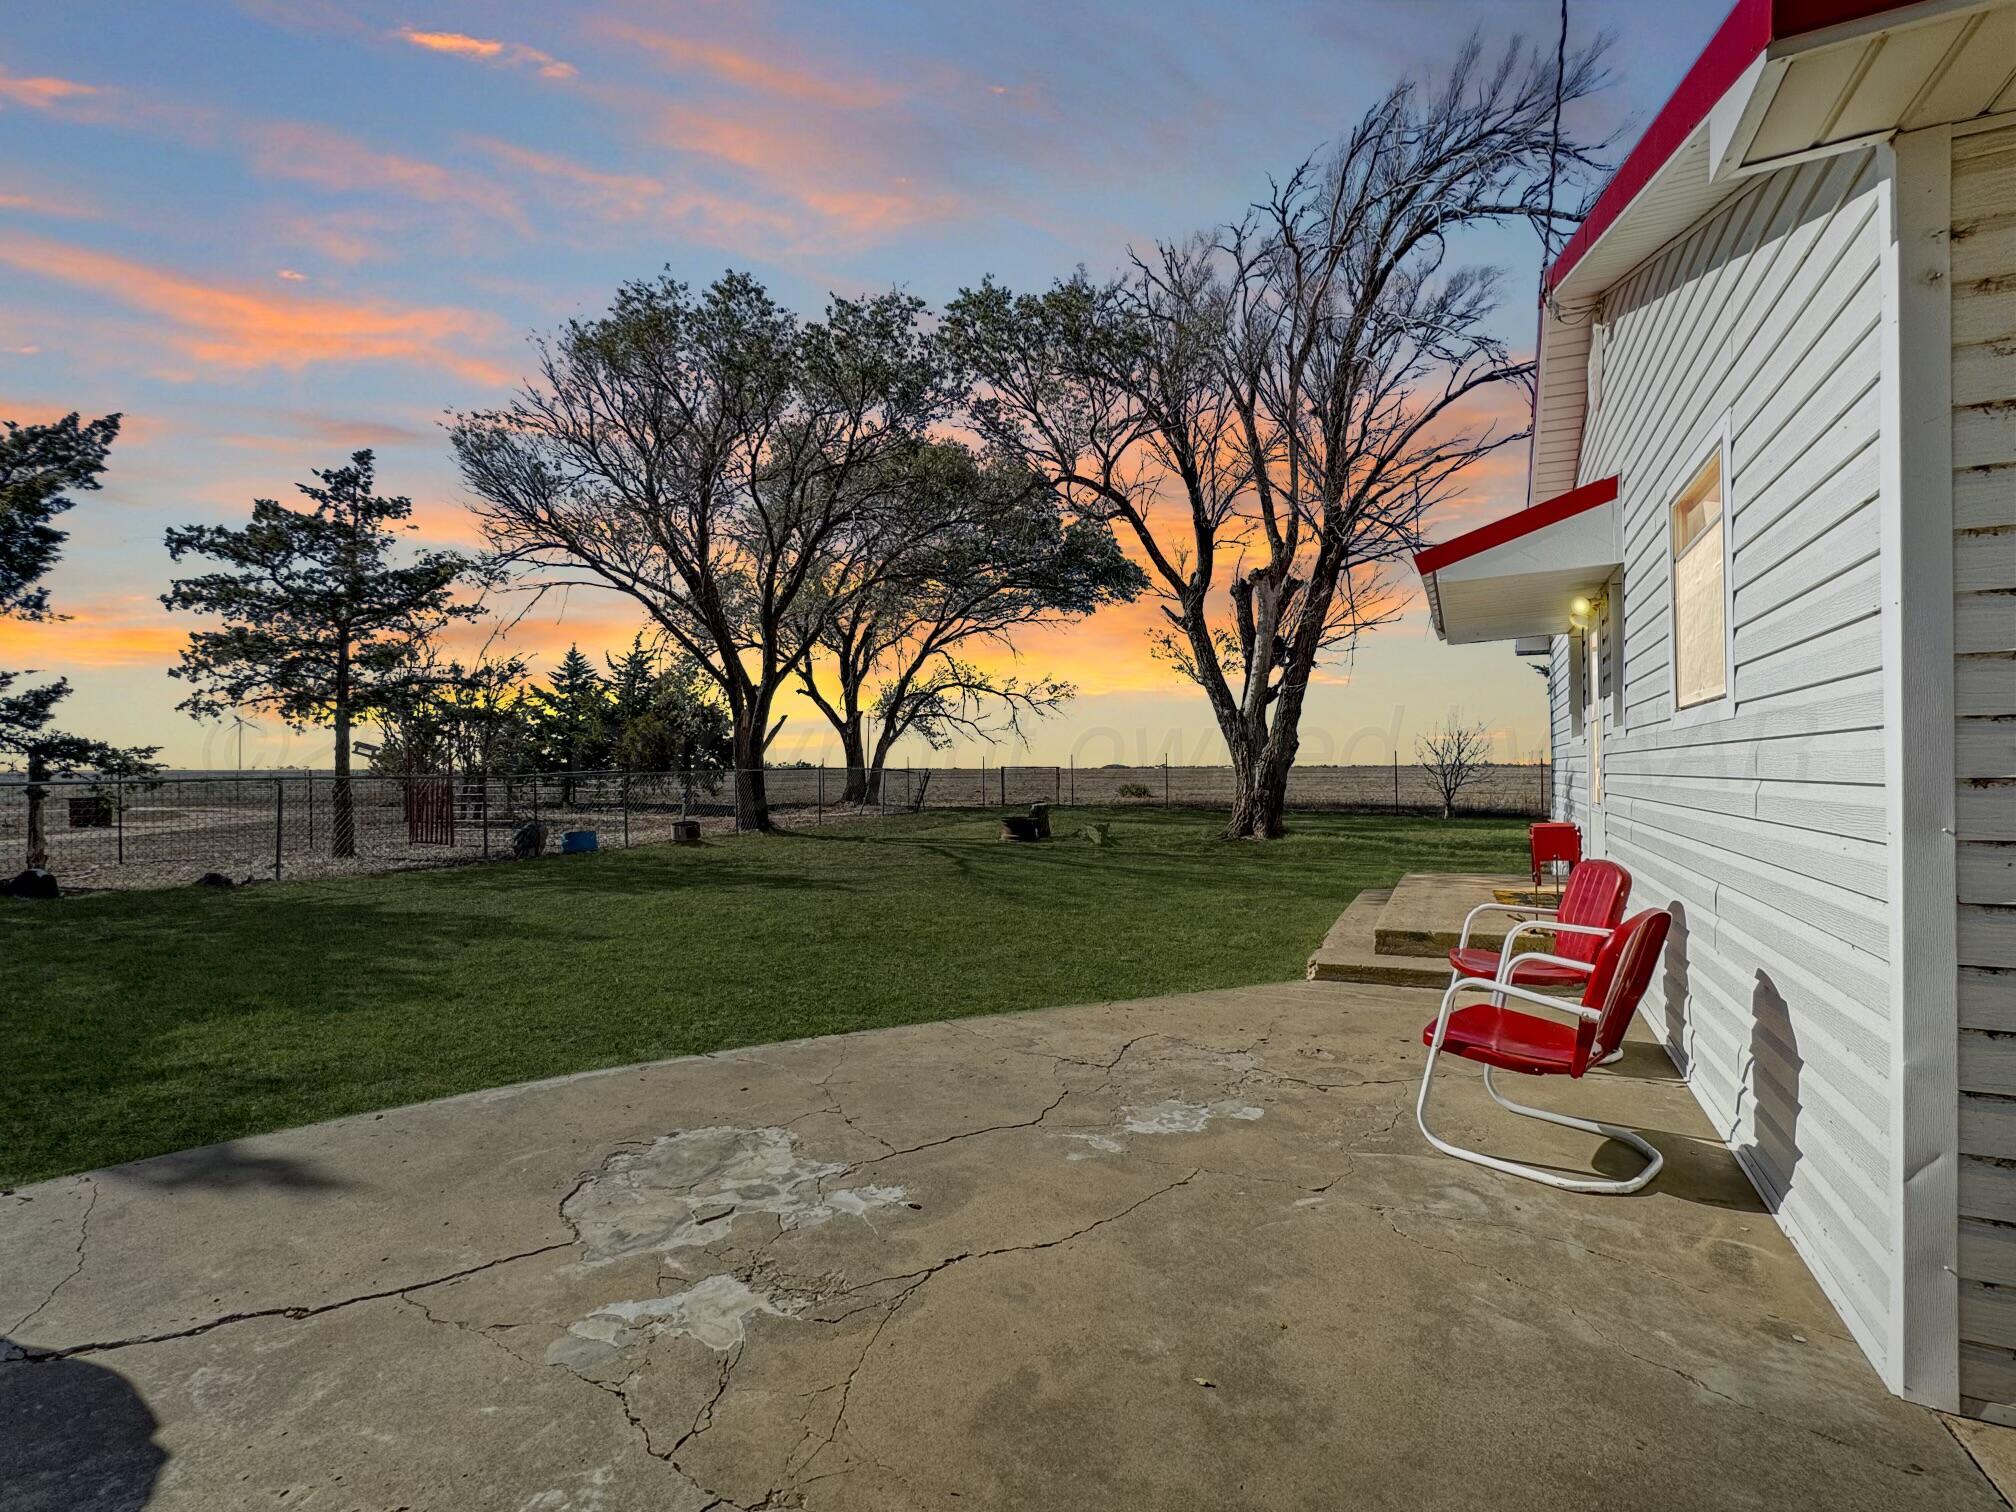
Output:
[[0, 760, 1547, 891]]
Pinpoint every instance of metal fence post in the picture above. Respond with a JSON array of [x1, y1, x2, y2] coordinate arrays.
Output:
[[1054, 765, 1061, 805], [1393, 753, 1400, 813], [274, 777, 284, 880], [999, 763, 1006, 807], [115, 778, 124, 865], [1163, 760, 1170, 808], [1069, 756, 1075, 806], [482, 775, 491, 859], [622, 771, 631, 848], [978, 757, 985, 806], [817, 763, 824, 823]]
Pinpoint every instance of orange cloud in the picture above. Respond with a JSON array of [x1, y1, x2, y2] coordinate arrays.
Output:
[[599, 23, 896, 109], [0, 67, 98, 110], [394, 27, 576, 79], [0, 598, 185, 669], [0, 232, 510, 385]]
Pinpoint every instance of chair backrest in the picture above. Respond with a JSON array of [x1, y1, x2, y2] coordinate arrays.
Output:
[[1572, 908, 1672, 1075], [1553, 859, 1632, 965]]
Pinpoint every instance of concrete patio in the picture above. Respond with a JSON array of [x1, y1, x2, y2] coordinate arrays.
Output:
[[1, 978, 2000, 1511]]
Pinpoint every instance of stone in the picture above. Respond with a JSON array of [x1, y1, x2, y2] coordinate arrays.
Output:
[[5, 867, 59, 900]]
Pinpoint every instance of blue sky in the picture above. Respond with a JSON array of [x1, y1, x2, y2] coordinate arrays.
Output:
[[0, 0, 1732, 770]]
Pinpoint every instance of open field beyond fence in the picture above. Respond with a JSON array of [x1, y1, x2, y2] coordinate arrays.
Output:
[[0, 762, 1549, 890]]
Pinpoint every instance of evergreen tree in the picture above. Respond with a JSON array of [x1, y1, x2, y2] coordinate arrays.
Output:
[[527, 645, 610, 797], [163, 451, 483, 857], [0, 412, 158, 869], [603, 635, 732, 775]]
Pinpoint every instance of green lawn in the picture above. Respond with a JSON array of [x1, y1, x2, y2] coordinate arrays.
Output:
[[3, 807, 1527, 1186]]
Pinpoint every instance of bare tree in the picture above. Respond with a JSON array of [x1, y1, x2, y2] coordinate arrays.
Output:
[[1416, 717, 1493, 818], [796, 441, 1143, 802], [944, 37, 1605, 839], [453, 272, 952, 830]]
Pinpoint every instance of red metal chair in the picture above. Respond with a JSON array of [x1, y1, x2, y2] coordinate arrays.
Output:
[[1447, 858, 1631, 993], [1529, 820, 1581, 892], [1416, 907, 1673, 1194]]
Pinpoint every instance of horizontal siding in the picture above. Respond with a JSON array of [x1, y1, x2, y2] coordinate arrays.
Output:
[[1555, 150, 1897, 1362], [1954, 123, 2016, 1412]]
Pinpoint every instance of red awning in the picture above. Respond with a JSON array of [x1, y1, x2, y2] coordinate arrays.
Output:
[[1414, 477, 1621, 646]]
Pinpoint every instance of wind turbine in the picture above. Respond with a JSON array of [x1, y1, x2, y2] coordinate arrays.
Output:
[[228, 714, 259, 800]]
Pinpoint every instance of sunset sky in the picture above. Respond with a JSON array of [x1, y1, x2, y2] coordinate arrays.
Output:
[[0, 0, 1731, 772]]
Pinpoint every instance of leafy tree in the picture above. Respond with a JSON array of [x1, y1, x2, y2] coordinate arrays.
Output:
[[944, 37, 1606, 839], [0, 412, 158, 868], [454, 271, 953, 830], [364, 648, 530, 777], [163, 451, 485, 857], [798, 442, 1143, 802]]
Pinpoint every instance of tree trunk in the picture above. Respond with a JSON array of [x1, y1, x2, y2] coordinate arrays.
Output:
[[838, 719, 870, 806], [1222, 726, 1294, 841], [732, 716, 770, 831], [23, 746, 50, 869], [332, 650, 356, 858]]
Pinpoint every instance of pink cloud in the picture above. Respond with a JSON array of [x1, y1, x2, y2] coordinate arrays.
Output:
[[0, 67, 99, 110], [393, 27, 576, 80], [246, 120, 525, 229], [596, 22, 897, 109], [0, 232, 510, 385]]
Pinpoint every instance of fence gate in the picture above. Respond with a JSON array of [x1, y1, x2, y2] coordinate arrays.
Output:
[[404, 774, 456, 845]]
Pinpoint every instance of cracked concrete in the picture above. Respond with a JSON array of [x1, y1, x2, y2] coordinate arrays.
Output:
[[0, 978, 2000, 1511]]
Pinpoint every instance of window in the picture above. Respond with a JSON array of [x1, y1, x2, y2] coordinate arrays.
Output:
[[1670, 453, 1727, 709]]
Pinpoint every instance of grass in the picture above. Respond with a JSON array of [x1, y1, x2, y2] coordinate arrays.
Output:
[[3, 806, 1527, 1186]]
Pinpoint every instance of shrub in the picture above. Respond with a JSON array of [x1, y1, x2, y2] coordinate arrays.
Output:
[[1115, 782, 1153, 800]]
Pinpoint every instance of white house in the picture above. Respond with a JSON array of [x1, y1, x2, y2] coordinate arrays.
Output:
[[1414, 0, 2016, 1420]]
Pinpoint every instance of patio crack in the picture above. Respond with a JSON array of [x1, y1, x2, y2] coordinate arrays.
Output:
[[787, 1166, 1205, 1492], [11, 1239, 573, 1363], [401, 1291, 745, 1510], [6, 1176, 95, 1336]]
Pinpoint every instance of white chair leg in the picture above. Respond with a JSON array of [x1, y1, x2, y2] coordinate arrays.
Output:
[[1478, 1066, 1662, 1193], [1416, 1052, 1661, 1195]]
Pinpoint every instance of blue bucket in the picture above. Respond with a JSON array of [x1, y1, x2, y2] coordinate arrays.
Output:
[[561, 829, 599, 854]]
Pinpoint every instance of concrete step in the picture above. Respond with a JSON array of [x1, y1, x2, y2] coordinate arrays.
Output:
[[1373, 872, 1554, 959], [1305, 890, 1452, 990]]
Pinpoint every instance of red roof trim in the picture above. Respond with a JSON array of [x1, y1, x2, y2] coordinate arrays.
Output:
[[1544, 0, 1917, 297], [1413, 475, 1620, 578]]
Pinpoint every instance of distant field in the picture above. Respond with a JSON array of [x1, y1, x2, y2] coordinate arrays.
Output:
[[2, 806, 1529, 1185], [1, 762, 1547, 891]]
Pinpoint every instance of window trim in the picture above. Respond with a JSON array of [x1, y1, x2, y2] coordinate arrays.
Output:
[[1664, 416, 1737, 730]]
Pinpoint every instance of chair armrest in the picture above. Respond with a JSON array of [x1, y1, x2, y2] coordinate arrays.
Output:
[[1494, 949, 1594, 984], [1497, 917, 1614, 965], [1446, 975, 1601, 1023], [1457, 900, 1556, 951]]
